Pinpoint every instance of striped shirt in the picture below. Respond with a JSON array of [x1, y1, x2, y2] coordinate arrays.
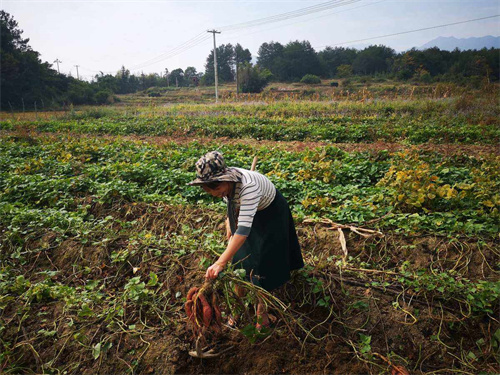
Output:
[[224, 167, 276, 236]]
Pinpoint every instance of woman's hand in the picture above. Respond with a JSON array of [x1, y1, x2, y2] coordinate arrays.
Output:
[[205, 261, 225, 280], [205, 234, 246, 280]]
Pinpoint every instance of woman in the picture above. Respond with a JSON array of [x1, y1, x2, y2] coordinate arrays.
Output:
[[188, 151, 304, 329]]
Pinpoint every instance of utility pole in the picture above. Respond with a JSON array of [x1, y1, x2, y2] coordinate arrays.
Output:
[[235, 51, 239, 96], [54, 59, 62, 73], [207, 29, 221, 103], [74, 65, 80, 80]]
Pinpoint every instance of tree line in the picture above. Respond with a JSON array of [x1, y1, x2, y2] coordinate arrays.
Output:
[[212, 40, 498, 86], [1, 10, 498, 109]]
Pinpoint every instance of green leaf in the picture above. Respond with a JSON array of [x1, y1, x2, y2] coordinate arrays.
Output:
[[147, 272, 158, 286], [92, 342, 101, 360], [38, 329, 57, 337], [467, 351, 477, 361], [78, 304, 95, 318]]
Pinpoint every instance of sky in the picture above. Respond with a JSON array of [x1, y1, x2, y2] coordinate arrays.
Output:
[[2, 0, 499, 80]]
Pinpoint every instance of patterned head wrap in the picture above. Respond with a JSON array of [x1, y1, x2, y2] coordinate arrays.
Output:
[[188, 151, 243, 186]]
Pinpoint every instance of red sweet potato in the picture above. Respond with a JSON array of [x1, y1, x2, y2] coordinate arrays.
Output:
[[185, 300, 194, 321], [187, 287, 199, 301], [197, 293, 212, 328]]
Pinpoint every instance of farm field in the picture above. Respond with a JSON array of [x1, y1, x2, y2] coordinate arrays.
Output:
[[0, 83, 499, 374]]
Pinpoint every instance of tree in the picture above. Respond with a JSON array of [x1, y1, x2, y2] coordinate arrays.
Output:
[[234, 43, 252, 65], [67, 79, 96, 104], [336, 64, 353, 78], [257, 41, 284, 72], [257, 41, 286, 80], [1, 10, 30, 53], [184, 66, 197, 80], [94, 73, 119, 93], [169, 68, 185, 87], [116, 66, 135, 94], [257, 40, 321, 81], [203, 44, 235, 85], [281, 40, 321, 81], [318, 47, 357, 77], [352, 45, 395, 75], [392, 52, 417, 80], [1, 11, 68, 108]]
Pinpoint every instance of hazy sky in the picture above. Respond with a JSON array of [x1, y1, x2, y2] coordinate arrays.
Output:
[[2, 0, 499, 80]]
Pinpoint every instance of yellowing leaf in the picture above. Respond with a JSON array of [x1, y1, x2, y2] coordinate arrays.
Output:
[[482, 200, 495, 208], [456, 182, 474, 190], [446, 188, 458, 200]]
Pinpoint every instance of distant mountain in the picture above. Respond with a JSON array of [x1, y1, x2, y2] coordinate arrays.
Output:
[[419, 36, 500, 51]]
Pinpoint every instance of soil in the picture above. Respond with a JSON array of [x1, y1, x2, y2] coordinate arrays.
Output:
[[3, 200, 498, 374]]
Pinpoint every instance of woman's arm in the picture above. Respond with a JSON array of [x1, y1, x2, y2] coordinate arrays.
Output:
[[205, 234, 247, 279], [225, 217, 231, 240]]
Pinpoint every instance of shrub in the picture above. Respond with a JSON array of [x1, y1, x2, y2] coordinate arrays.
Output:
[[300, 74, 321, 84], [95, 90, 113, 105], [240, 64, 272, 93]]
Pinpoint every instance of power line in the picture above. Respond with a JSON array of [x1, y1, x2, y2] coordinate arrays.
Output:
[[67, 34, 211, 74], [128, 32, 210, 70], [221, 0, 384, 42], [314, 15, 500, 49], [94, 0, 365, 72], [219, 0, 360, 32]]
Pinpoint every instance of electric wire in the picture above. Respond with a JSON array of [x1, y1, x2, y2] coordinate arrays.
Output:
[[219, 0, 360, 31], [220, 0, 383, 42], [314, 14, 500, 49], [109, 0, 364, 72], [71, 4, 498, 75], [128, 32, 210, 70]]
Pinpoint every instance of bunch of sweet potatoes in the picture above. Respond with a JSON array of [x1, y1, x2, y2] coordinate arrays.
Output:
[[185, 284, 223, 336]]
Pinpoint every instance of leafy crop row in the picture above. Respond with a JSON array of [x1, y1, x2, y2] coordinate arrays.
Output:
[[1, 135, 498, 239], [2, 95, 499, 144]]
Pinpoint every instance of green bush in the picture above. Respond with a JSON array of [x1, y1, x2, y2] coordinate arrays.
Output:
[[95, 90, 113, 105], [240, 64, 273, 93], [300, 74, 321, 84]]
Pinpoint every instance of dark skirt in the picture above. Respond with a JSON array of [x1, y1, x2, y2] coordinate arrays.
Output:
[[229, 189, 304, 291]]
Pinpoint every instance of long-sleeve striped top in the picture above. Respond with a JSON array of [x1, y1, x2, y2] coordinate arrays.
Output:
[[224, 167, 276, 236]]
